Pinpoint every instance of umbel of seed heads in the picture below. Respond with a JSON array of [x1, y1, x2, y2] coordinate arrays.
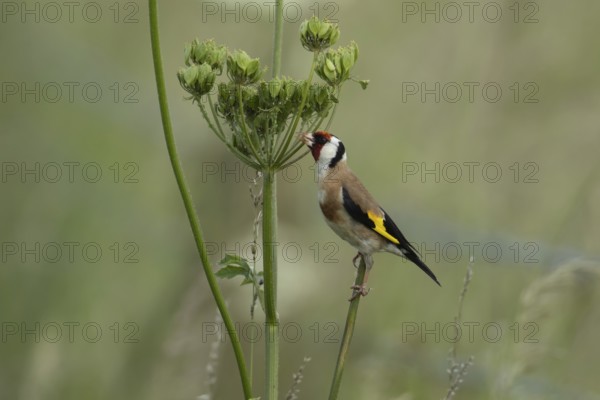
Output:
[[216, 79, 335, 137], [177, 16, 366, 167]]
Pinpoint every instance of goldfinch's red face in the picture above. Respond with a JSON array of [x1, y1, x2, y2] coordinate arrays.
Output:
[[301, 131, 332, 161], [301, 131, 345, 164]]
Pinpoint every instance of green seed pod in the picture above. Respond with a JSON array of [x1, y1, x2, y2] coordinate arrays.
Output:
[[192, 39, 208, 63], [210, 46, 227, 75], [283, 78, 298, 101], [227, 50, 264, 85], [268, 78, 282, 99], [181, 65, 198, 86], [300, 16, 340, 52], [198, 64, 216, 93]]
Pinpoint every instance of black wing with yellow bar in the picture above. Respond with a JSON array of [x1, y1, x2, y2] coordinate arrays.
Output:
[[342, 186, 441, 285]]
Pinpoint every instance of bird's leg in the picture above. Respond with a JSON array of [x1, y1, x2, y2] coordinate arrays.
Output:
[[350, 254, 373, 301], [352, 252, 361, 268]]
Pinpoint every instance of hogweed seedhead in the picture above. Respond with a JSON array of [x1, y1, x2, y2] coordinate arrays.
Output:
[[227, 50, 264, 85], [316, 41, 359, 87], [178, 63, 216, 97], [185, 38, 227, 73], [179, 39, 227, 98], [300, 16, 340, 52]]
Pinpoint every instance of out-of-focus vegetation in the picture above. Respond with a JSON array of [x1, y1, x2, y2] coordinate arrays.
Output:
[[1, 1, 599, 399]]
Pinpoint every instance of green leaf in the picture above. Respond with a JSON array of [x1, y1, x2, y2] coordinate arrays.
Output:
[[241, 276, 254, 285], [216, 254, 265, 289], [216, 265, 249, 280], [219, 254, 251, 269]]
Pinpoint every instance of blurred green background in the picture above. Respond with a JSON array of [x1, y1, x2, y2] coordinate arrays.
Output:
[[1, 0, 599, 399]]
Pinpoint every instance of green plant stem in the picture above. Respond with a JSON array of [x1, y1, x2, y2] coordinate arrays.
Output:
[[325, 86, 341, 131], [280, 149, 310, 170], [272, 115, 291, 156], [265, 117, 274, 163], [328, 257, 367, 400], [198, 101, 225, 141], [148, 1, 253, 398], [237, 85, 264, 165], [274, 53, 318, 165], [207, 94, 226, 138], [271, 0, 284, 78], [263, 168, 279, 399], [278, 141, 306, 166], [264, 2, 284, 397]]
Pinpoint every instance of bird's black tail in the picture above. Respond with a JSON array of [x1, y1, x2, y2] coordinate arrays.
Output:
[[403, 247, 441, 286]]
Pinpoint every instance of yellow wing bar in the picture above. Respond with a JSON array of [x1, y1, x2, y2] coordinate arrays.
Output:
[[367, 210, 400, 244]]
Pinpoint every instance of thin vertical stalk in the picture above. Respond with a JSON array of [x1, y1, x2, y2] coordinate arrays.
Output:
[[262, 168, 279, 399], [264, 1, 284, 397], [328, 258, 367, 400], [148, 1, 252, 398], [271, 0, 284, 78]]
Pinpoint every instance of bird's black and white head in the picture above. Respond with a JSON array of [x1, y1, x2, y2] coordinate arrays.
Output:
[[300, 131, 347, 170]]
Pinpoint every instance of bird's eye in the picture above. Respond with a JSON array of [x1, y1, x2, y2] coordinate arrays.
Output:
[[315, 135, 327, 145]]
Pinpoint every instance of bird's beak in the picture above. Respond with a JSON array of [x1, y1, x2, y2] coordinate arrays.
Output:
[[299, 132, 313, 147]]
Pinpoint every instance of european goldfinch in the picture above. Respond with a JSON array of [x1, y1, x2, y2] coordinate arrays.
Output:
[[300, 131, 440, 298]]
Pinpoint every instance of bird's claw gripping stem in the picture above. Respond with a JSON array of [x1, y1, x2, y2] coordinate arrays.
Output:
[[349, 284, 370, 301]]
